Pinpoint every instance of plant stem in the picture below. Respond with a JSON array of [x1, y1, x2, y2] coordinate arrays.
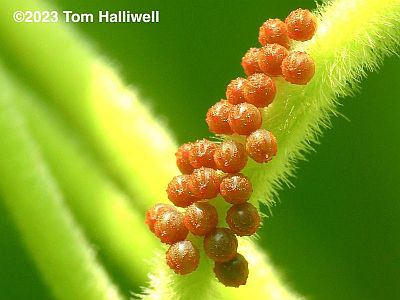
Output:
[[16, 86, 159, 286], [1, 0, 399, 299], [245, 0, 400, 207], [0, 0, 301, 298], [0, 0, 178, 213], [0, 61, 124, 300], [140, 239, 303, 300], [141, 0, 400, 298]]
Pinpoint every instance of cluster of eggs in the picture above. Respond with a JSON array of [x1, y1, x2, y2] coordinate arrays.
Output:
[[145, 8, 317, 287]]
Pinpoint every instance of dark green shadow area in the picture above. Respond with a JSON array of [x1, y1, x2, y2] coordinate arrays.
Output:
[[0, 198, 52, 300]]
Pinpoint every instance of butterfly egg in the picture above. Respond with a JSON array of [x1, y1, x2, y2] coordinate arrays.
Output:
[[189, 167, 221, 199], [258, 43, 289, 76], [175, 143, 194, 174], [258, 19, 290, 49], [226, 77, 247, 105], [166, 240, 200, 275], [285, 8, 317, 42], [220, 173, 253, 204], [145, 203, 176, 233], [281, 51, 315, 85], [246, 129, 278, 163], [154, 209, 189, 244], [184, 202, 218, 236], [226, 202, 260, 236], [213, 140, 247, 174], [206, 100, 234, 135], [213, 253, 249, 288], [243, 73, 276, 108], [241, 48, 262, 76], [228, 103, 262, 136], [166, 175, 198, 208], [203, 228, 238, 262], [189, 139, 218, 169]]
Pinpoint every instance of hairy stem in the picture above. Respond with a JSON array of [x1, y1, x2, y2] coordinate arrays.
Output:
[[0, 0, 306, 298], [0, 0, 398, 299], [245, 0, 400, 207], [141, 0, 400, 298], [0, 0, 177, 213], [0, 61, 123, 300], [139, 239, 302, 300], [16, 87, 159, 286]]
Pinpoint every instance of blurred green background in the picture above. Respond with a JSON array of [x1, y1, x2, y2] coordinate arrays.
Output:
[[0, 0, 399, 299]]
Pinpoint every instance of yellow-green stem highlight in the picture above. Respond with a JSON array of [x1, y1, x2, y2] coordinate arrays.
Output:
[[17, 89, 159, 286], [0, 61, 124, 300]]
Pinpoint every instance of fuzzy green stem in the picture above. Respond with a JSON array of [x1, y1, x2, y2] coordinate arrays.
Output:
[[0, 61, 123, 300], [16, 86, 159, 285], [141, 0, 400, 298], [0, 0, 178, 212], [140, 239, 302, 300], [245, 0, 400, 207], [1, 0, 399, 299], [0, 0, 301, 298]]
